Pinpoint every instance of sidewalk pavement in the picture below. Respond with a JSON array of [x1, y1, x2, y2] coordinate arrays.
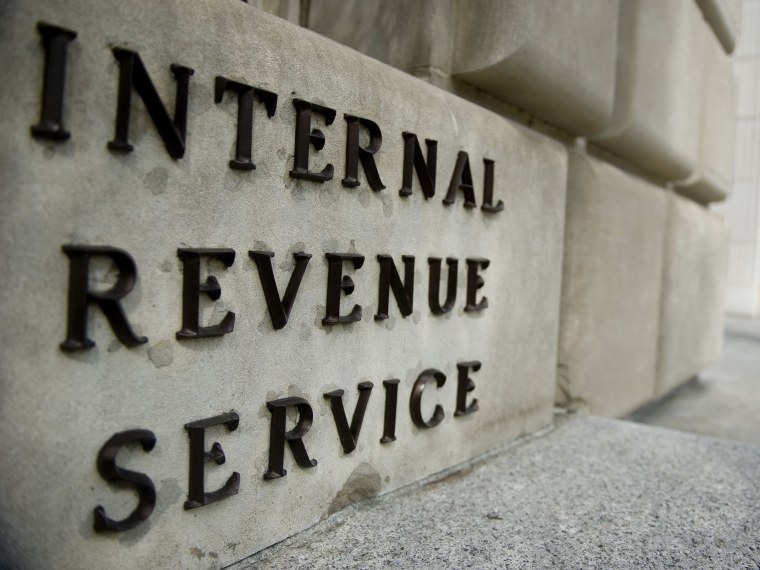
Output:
[[232, 415, 760, 569], [630, 316, 760, 444]]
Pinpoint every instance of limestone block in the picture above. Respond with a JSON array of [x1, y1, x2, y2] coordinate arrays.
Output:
[[0, 1, 568, 568], [675, 31, 737, 203], [306, 0, 451, 76], [557, 150, 667, 417], [656, 194, 727, 395], [590, 0, 707, 181], [695, 0, 742, 54], [450, 0, 620, 135], [248, 0, 301, 24]]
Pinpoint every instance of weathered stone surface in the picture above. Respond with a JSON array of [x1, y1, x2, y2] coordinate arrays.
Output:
[[450, 0, 620, 135], [675, 30, 738, 203], [0, 1, 567, 568], [306, 0, 451, 77], [557, 150, 667, 417], [234, 415, 760, 569], [591, 0, 707, 181], [308, 0, 620, 136], [656, 194, 727, 396], [249, 0, 301, 24], [695, 0, 742, 54]]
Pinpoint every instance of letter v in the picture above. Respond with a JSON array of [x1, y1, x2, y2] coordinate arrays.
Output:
[[249, 251, 311, 329], [324, 382, 374, 453]]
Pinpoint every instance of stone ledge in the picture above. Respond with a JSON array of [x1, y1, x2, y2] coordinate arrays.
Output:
[[234, 414, 760, 569]]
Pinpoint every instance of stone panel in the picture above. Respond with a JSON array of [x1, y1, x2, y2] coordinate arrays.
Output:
[[306, 0, 451, 76], [450, 0, 619, 135], [695, 0, 742, 54], [590, 0, 707, 181], [656, 194, 727, 395], [557, 150, 667, 417], [0, 1, 567, 568], [675, 30, 737, 203]]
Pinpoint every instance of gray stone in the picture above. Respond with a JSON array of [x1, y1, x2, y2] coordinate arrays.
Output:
[[306, 0, 451, 77], [631, 317, 760, 444], [656, 194, 727, 395], [557, 150, 667, 417], [0, 1, 567, 568], [308, 0, 620, 136], [591, 0, 707, 181], [450, 0, 620, 135], [233, 414, 760, 569], [248, 0, 301, 24], [675, 29, 738, 203], [695, 0, 743, 54]]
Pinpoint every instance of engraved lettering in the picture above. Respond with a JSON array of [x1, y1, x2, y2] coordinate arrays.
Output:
[[428, 257, 458, 315], [380, 379, 401, 444], [60, 245, 147, 352], [214, 77, 278, 170], [409, 368, 446, 429], [342, 115, 385, 191], [323, 253, 364, 325], [375, 254, 414, 320], [465, 258, 489, 312], [443, 151, 476, 208], [399, 132, 437, 199], [324, 382, 374, 453], [107, 48, 193, 159], [176, 248, 236, 339], [455, 361, 480, 417], [31, 23, 77, 141], [184, 412, 240, 510], [289, 98, 336, 182], [264, 397, 317, 479], [249, 250, 311, 330], [481, 159, 504, 213], [93, 429, 156, 532]]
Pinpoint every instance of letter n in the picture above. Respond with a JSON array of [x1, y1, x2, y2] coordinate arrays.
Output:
[[107, 48, 194, 159]]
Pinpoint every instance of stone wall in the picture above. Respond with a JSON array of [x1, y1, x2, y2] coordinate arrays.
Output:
[[0, 0, 735, 568], [309, 0, 734, 416]]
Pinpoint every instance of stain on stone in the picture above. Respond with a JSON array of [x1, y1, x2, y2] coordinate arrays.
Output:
[[107, 340, 122, 353], [299, 323, 312, 341], [226, 542, 240, 550], [412, 310, 421, 324], [277, 148, 287, 161], [319, 185, 339, 206], [382, 194, 394, 218], [143, 167, 168, 195], [327, 462, 382, 516], [160, 259, 173, 273], [223, 170, 245, 193], [148, 340, 173, 368], [357, 187, 371, 208], [157, 478, 183, 514], [209, 552, 219, 559], [384, 315, 396, 331], [190, 546, 206, 560]]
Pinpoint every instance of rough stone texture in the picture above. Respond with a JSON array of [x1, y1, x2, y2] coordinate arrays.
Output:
[[308, 0, 619, 136], [696, 0, 743, 54], [0, 1, 567, 568], [557, 150, 667, 417], [450, 0, 619, 135], [675, 29, 738, 203], [234, 415, 760, 569], [590, 0, 707, 182], [656, 194, 728, 396]]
